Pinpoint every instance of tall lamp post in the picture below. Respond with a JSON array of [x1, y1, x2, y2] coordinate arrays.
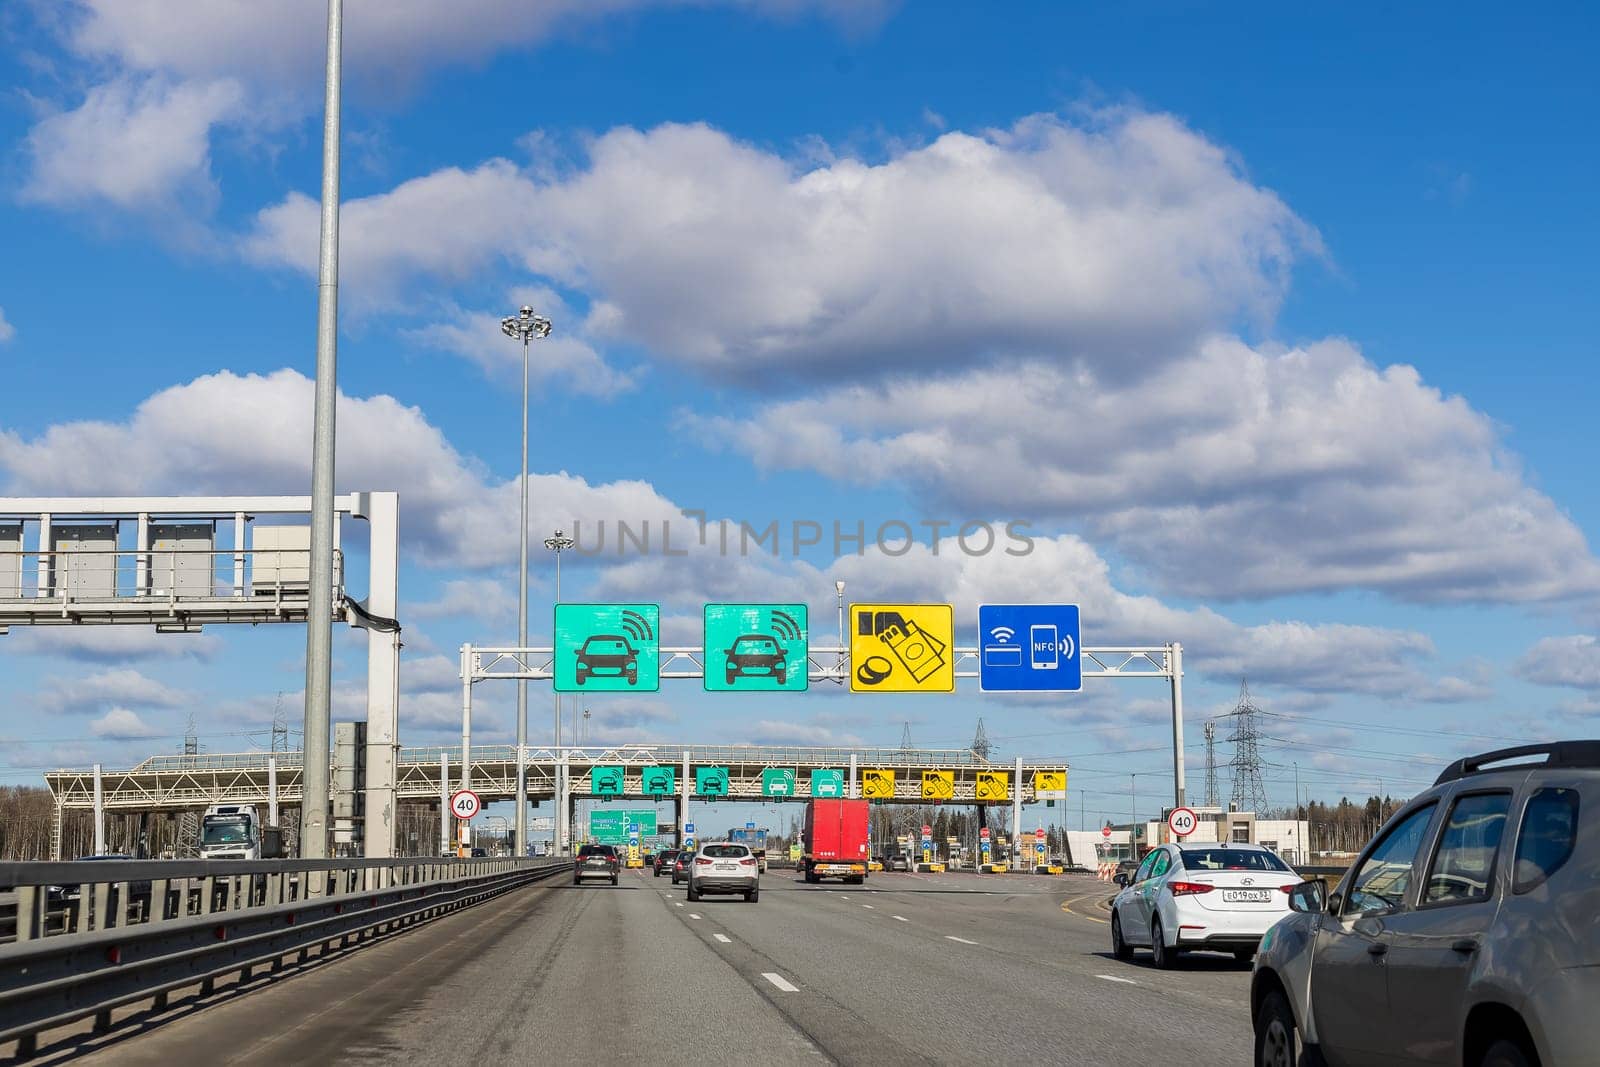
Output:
[[1130, 772, 1139, 862], [500, 306, 552, 859], [545, 529, 575, 852]]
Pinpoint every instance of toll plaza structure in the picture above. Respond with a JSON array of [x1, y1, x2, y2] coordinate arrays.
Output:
[[44, 743, 1070, 862]]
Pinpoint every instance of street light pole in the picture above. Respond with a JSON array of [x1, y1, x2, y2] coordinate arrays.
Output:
[[835, 580, 846, 680], [1130, 773, 1138, 862], [302, 0, 343, 861], [544, 529, 575, 853], [500, 306, 552, 859]]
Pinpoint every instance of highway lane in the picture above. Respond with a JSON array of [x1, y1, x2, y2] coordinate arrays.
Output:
[[42, 867, 1255, 1066]]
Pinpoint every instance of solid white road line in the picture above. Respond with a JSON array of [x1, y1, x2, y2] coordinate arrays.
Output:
[[714, 933, 732, 944], [762, 973, 800, 993], [945, 936, 978, 945], [892, 915, 909, 922], [1095, 974, 1138, 985]]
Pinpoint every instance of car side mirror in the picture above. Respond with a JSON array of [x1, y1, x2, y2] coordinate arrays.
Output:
[[1325, 891, 1342, 915], [1113, 873, 1128, 887], [1287, 880, 1326, 914]]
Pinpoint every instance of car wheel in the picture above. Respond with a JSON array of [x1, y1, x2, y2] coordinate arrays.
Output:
[[1479, 1040, 1534, 1067], [575, 667, 589, 685], [1150, 918, 1178, 969], [653, 868, 661, 877], [611, 875, 618, 886], [626, 670, 637, 685], [1254, 990, 1298, 1067], [1111, 913, 1133, 961], [746, 886, 759, 903], [726, 669, 737, 685], [687, 883, 700, 902]]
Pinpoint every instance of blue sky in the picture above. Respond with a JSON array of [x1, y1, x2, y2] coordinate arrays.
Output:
[[1, 1, 1597, 829]]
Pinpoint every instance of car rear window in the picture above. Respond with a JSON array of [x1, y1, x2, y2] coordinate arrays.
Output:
[[1179, 848, 1292, 872], [1514, 787, 1581, 894], [702, 844, 750, 858]]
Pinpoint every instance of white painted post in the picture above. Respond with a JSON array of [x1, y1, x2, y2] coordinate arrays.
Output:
[[1170, 642, 1187, 808], [135, 512, 150, 596], [680, 749, 691, 850], [848, 752, 858, 799], [556, 748, 569, 855], [459, 645, 472, 792], [1012, 755, 1024, 870], [36, 511, 50, 597], [233, 511, 246, 596], [361, 492, 399, 859], [439, 752, 449, 855], [268, 756, 279, 827], [92, 763, 105, 856]]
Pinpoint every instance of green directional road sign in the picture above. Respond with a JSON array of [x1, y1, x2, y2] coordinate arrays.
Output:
[[811, 769, 845, 797], [591, 765, 625, 797], [695, 766, 730, 797], [703, 604, 809, 692], [641, 766, 676, 797], [588, 810, 658, 844], [555, 603, 660, 692], [761, 768, 797, 797]]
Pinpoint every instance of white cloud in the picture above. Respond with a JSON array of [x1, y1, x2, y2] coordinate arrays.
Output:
[[1515, 635, 1600, 690], [21, 75, 244, 214], [247, 112, 1314, 380], [38, 668, 190, 714], [67, 1, 892, 97], [411, 580, 520, 624], [745, 719, 866, 746], [90, 707, 162, 739], [5, 626, 221, 663], [693, 336, 1600, 605], [0, 308, 14, 344]]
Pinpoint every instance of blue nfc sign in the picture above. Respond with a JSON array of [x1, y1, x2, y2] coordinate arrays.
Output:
[[977, 605, 1082, 693]]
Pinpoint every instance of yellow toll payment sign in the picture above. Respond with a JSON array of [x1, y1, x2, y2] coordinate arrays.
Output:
[[862, 768, 896, 799], [975, 771, 1010, 801], [922, 770, 954, 800], [849, 604, 955, 693], [1033, 770, 1067, 799]]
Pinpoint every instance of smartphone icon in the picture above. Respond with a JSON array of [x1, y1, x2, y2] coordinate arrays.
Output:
[[1030, 624, 1058, 670]]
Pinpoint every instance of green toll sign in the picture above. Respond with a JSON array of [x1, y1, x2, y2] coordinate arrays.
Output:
[[641, 766, 676, 797], [695, 766, 730, 797], [590, 766, 625, 797], [588, 810, 657, 843], [703, 604, 808, 692], [761, 768, 796, 797], [555, 603, 660, 692], [810, 769, 845, 797]]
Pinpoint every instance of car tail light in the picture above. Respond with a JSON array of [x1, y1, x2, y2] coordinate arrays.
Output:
[[1278, 884, 1301, 894], [1167, 881, 1215, 896], [739, 858, 756, 866], [696, 857, 712, 866]]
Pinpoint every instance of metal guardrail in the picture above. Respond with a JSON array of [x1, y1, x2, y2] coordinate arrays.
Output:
[[0, 856, 570, 1057]]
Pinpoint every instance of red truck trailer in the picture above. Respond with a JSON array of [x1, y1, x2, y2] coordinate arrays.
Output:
[[802, 798, 870, 884]]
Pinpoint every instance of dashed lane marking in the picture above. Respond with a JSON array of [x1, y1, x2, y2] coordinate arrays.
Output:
[[945, 936, 978, 945], [714, 933, 732, 943], [689, 913, 702, 920], [892, 915, 909, 922], [762, 973, 800, 993], [1096, 974, 1137, 985], [861, 904, 874, 909]]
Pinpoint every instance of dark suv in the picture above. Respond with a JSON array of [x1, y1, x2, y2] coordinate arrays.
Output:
[[653, 849, 679, 877], [574, 844, 620, 885], [1252, 740, 1599, 1067]]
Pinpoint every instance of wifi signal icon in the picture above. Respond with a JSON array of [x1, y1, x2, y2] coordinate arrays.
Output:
[[989, 626, 1016, 643], [621, 609, 654, 643], [770, 610, 804, 643]]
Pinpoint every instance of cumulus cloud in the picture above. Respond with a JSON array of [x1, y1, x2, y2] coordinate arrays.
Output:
[[693, 336, 1600, 605], [5, 626, 221, 663], [411, 580, 520, 624], [1514, 635, 1600, 690], [38, 668, 190, 715], [90, 707, 162, 739], [21, 75, 244, 214], [0, 308, 14, 344], [745, 719, 866, 746], [247, 112, 1313, 382]]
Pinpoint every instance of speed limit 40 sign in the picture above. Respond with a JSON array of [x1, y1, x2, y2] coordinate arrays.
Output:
[[1167, 806, 1199, 838], [450, 789, 482, 820]]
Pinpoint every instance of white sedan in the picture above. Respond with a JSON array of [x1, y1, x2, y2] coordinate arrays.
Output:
[[1110, 843, 1301, 968]]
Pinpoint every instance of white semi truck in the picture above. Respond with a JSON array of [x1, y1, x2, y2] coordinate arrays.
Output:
[[199, 804, 272, 859]]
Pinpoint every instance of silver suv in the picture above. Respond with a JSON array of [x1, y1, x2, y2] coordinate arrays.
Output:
[[1251, 740, 1598, 1067]]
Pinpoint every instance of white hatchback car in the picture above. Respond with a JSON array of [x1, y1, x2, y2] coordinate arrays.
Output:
[[1112, 843, 1300, 967]]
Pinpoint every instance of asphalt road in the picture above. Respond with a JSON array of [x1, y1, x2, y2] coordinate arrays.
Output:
[[37, 867, 1256, 1066]]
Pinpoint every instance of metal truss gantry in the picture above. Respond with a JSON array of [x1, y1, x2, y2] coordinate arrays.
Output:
[[459, 642, 1187, 856], [3, 493, 401, 860]]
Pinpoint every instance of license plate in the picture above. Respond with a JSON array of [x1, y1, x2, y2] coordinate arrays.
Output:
[[1223, 889, 1271, 903], [715, 864, 737, 872]]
